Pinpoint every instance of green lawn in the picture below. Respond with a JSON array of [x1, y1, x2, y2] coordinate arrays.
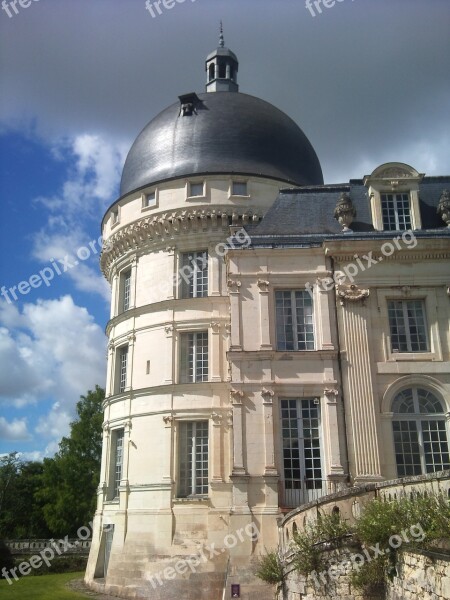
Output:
[[0, 572, 90, 600]]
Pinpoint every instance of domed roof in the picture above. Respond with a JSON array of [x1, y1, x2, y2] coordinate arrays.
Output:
[[120, 91, 323, 197]]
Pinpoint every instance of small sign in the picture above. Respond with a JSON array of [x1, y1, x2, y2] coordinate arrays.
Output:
[[231, 584, 240, 598]]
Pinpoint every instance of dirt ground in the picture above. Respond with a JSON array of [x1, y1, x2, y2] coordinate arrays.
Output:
[[67, 577, 120, 600]]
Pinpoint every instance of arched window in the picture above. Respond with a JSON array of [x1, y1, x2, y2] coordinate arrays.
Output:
[[392, 387, 449, 477]]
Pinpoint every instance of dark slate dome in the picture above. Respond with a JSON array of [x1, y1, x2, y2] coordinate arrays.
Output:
[[120, 91, 323, 197]]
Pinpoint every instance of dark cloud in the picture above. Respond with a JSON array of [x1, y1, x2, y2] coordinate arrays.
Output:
[[1, 0, 449, 182]]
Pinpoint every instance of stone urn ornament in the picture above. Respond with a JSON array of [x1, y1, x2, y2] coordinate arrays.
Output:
[[334, 192, 356, 232], [437, 189, 450, 227]]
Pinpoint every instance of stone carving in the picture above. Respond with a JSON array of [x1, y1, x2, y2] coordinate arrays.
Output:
[[211, 412, 223, 425], [257, 279, 270, 292], [337, 283, 369, 305], [163, 415, 173, 425], [437, 189, 450, 227], [227, 278, 241, 292], [334, 192, 356, 232], [261, 387, 274, 402], [377, 167, 412, 178], [164, 325, 174, 336], [230, 388, 244, 403]]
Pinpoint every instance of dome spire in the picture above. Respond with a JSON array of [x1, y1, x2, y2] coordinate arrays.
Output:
[[219, 21, 224, 48], [205, 25, 239, 93]]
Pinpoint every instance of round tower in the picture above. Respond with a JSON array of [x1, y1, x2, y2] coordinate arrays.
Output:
[[85, 30, 323, 599]]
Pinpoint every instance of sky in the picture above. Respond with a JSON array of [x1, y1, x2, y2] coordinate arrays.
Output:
[[0, 0, 449, 460]]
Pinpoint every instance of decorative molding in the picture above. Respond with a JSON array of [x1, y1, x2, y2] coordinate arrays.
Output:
[[163, 415, 173, 425], [100, 208, 261, 278], [337, 283, 370, 305], [165, 245, 176, 253], [107, 341, 115, 353], [324, 388, 339, 398], [164, 325, 174, 336], [127, 332, 136, 343]]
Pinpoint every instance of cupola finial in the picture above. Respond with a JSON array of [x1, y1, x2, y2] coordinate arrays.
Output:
[[219, 21, 224, 48]]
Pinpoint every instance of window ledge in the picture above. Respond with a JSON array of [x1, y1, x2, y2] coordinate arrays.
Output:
[[173, 496, 209, 503]]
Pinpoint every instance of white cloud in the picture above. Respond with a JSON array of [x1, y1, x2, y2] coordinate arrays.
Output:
[[0, 296, 106, 447], [0, 417, 31, 441]]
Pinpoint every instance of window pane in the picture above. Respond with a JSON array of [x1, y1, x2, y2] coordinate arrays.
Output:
[[392, 420, 422, 477], [118, 346, 128, 393], [388, 300, 428, 353], [113, 429, 124, 498], [180, 332, 208, 383], [190, 182, 204, 197], [122, 270, 131, 312], [421, 420, 450, 473], [232, 182, 247, 196], [381, 193, 411, 231], [179, 421, 208, 497], [180, 251, 208, 298], [275, 290, 314, 351]]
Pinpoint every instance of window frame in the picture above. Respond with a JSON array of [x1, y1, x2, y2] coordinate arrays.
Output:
[[179, 331, 209, 383], [179, 250, 208, 299], [391, 387, 450, 477], [387, 299, 429, 353], [141, 189, 158, 211], [177, 420, 209, 498], [187, 181, 205, 199], [116, 345, 129, 394], [279, 397, 325, 507], [110, 428, 124, 500], [275, 289, 315, 351], [381, 193, 412, 231], [231, 180, 249, 197], [119, 269, 132, 313]]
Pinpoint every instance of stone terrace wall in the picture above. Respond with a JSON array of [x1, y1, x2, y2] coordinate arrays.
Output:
[[387, 550, 450, 600]]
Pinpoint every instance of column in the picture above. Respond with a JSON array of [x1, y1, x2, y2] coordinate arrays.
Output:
[[257, 279, 272, 350], [164, 326, 174, 384], [227, 278, 242, 350], [323, 389, 345, 486], [211, 412, 223, 482], [210, 322, 222, 382], [126, 332, 136, 391], [209, 244, 221, 296], [165, 246, 176, 300], [337, 285, 383, 482], [110, 272, 118, 319], [230, 389, 246, 475], [129, 255, 137, 309], [261, 388, 277, 475]]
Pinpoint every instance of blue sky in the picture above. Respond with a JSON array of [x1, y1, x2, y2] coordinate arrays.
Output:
[[1, 0, 449, 459]]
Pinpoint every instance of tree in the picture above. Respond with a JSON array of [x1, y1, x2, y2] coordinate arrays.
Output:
[[0, 454, 50, 538], [38, 386, 104, 536]]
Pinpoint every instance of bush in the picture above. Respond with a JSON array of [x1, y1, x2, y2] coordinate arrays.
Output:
[[255, 550, 284, 586]]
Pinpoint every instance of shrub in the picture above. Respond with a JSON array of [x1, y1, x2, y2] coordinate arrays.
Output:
[[255, 550, 284, 586], [0, 540, 14, 576]]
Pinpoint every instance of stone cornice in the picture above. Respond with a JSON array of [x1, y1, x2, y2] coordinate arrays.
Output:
[[100, 206, 261, 278]]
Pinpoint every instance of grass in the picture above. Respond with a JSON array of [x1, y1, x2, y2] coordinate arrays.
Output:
[[0, 572, 90, 599]]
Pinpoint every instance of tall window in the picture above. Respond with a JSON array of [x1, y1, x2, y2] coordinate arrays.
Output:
[[111, 429, 124, 498], [381, 193, 411, 231], [121, 270, 131, 312], [392, 388, 449, 477], [388, 300, 428, 352], [180, 332, 208, 383], [180, 251, 208, 298], [275, 290, 314, 351], [281, 399, 324, 507], [178, 421, 209, 497], [117, 346, 128, 393]]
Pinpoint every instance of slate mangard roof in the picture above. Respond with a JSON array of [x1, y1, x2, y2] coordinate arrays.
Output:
[[246, 177, 450, 247]]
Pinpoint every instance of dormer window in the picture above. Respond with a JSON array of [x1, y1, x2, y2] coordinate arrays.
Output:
[[142, 190, 157, 210], [363, 163, 424, 231], [381, 193, 411, 231]]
